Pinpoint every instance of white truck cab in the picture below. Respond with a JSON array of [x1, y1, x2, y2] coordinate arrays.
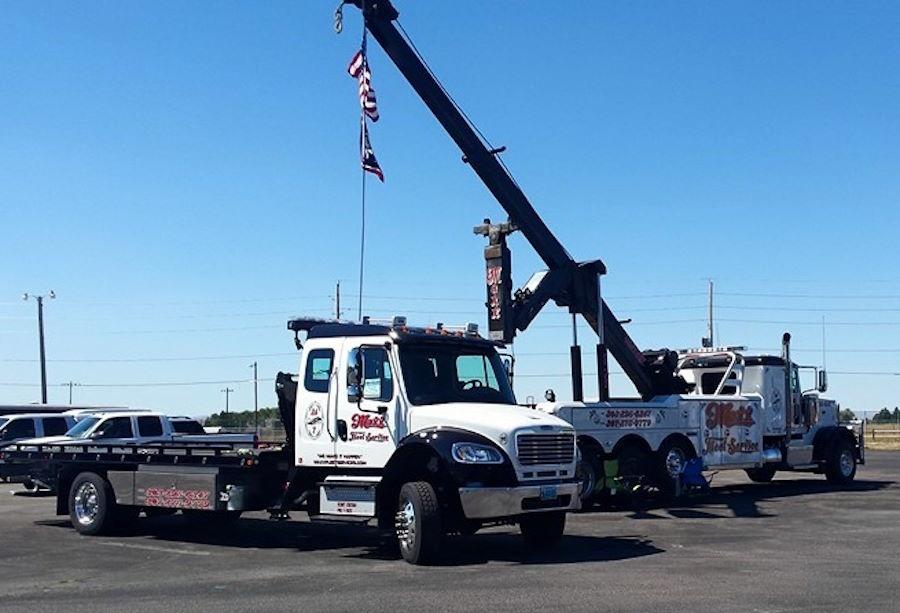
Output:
[[277, 317, 579, 563]]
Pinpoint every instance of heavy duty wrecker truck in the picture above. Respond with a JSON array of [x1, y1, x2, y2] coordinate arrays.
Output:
[[547, 335, 865, 504]]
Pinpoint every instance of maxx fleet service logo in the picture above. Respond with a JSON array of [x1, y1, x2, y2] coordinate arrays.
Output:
[[305, 401, 324, 439]]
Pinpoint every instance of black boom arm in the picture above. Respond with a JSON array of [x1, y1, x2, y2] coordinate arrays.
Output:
[[348, 0, 687, 399]]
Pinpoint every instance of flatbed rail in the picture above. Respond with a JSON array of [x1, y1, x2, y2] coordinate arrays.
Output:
[[0, 440, 285, 469]]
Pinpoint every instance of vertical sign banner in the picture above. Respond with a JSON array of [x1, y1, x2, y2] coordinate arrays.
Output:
[[484, 239, 513, 342]]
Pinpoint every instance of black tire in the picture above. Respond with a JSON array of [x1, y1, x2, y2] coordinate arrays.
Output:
[[576, 445, 603, 507], [825, 438, 857, 485], [519, 511, 566, 548], [395, 481, 443, 565], [655, 440, 693, 499], [68, 472, 118, 536], [745, 466, 777, 483], [22, 479, 37, 492], [615, 444, 651, 495]]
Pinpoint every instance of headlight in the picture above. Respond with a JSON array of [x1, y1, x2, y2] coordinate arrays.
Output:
[[451, 442, 504, 464]]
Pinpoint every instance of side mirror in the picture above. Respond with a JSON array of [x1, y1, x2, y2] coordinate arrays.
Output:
[[347, 348, 362, 404], [817, 370, 828, 393]]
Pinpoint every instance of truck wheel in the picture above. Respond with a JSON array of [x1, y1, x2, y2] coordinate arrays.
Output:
[[69, 472, 117, 536], [519, 511, 566, 548], [615, 444, 650, 495], [655, 440, 692, 499], [825, 439, 857, 485], [576, 446, 603, 507], [745, 466, 777, 483], [395, 481, 442, 565]]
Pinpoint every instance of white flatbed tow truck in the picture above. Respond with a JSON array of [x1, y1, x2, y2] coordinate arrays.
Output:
[[1, 317, 579, 565]]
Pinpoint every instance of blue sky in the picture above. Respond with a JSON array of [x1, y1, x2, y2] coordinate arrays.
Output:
[[2, 1, 899, 417]]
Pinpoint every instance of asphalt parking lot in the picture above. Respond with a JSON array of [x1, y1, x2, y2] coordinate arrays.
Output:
[[1, 452, 897, 613]]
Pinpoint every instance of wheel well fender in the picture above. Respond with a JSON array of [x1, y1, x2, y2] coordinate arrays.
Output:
[[56, 465, 107, 515], [377, 442, 447, 530], [813, 426, 856, 462], [612, 434, 653, 457], [577, 435, 605, 459], [658, 433, 698, 459]]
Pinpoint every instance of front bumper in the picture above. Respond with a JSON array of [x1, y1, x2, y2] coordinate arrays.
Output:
[[458, 482, 580, 519]]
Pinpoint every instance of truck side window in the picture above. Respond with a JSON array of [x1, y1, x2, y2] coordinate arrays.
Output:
[[41, 417, 69, 436], [95, 417, 133, 439], [305, 349, 335, 393], [138, 416, 164, 437], [361, 347, 393, 401], [1, 419, 36, 441]]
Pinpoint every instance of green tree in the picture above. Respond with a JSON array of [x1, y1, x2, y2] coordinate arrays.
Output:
[[874, 407, 893, 423], [839, 408, 856, 422], [205, 407, 281, 429]]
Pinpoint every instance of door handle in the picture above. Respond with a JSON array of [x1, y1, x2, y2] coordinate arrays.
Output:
[[336, 419, 348, 441]]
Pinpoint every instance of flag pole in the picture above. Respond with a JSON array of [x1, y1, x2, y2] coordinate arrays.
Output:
[[358, 147, 366, 321]]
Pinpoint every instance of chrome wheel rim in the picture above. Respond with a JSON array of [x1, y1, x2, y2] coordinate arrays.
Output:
[[840, 449, 854, 477], [665, 448, 687, 478], [395, 498, 416, 551], [576, 459, 596, 499], [74, 482, 100, 526]]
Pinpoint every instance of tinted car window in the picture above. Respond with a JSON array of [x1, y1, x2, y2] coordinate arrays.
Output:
[[95, 417, 133, 439], [137, 416, 164, 437], [171, 420, 205, 434], [1, 419, 36, 441], [304, 349, 334, 393], [41, 417, 70, 436]]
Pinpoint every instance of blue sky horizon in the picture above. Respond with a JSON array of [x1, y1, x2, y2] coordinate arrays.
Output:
[[3, 1, 899, 417]]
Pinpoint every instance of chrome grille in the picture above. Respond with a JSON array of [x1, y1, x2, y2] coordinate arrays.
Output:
[[516, 433, 575, 466]]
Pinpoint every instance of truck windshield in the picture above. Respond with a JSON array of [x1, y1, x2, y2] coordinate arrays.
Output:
[[399, 343, 515, 406], [66, 417, 100, 438], [0, 418, 7, 431]]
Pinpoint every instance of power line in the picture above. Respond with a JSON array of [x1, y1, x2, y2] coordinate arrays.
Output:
[[719, 291, 900, 300], [0, 352, 298, 364], [0, 377, 275, 388]]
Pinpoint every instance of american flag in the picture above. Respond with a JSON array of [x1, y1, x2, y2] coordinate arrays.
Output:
[[348, 50, 379, 122], [360, 119, 384, 182]]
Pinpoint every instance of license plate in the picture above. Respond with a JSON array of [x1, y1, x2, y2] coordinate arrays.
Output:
[[539, 485, 558, 501]]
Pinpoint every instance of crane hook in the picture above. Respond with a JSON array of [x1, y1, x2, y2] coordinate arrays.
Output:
[[334, 1, 346, 34]]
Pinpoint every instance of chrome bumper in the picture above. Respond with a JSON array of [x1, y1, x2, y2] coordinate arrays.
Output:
[[458, 483, 580, 519]]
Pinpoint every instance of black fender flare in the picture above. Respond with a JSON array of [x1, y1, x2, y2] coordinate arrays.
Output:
[[376, 427, 516, 529], [812, 426, 857, 462]]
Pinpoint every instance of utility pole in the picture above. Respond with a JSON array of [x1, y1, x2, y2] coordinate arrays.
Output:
[[23, 291, 55, 403], [65, 381, 81, 404], [703, 280, 714, 348], [335, 281, 342, 319], [250, 362, 258, 435], [221, 387, 234, 414]]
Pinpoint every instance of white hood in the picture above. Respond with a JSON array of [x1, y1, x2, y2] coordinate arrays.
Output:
[[409, 402, 573, 448]]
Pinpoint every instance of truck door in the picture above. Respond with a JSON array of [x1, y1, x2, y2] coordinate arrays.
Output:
[[333, 341, 398, 468], [295, 345, 339, 467]]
